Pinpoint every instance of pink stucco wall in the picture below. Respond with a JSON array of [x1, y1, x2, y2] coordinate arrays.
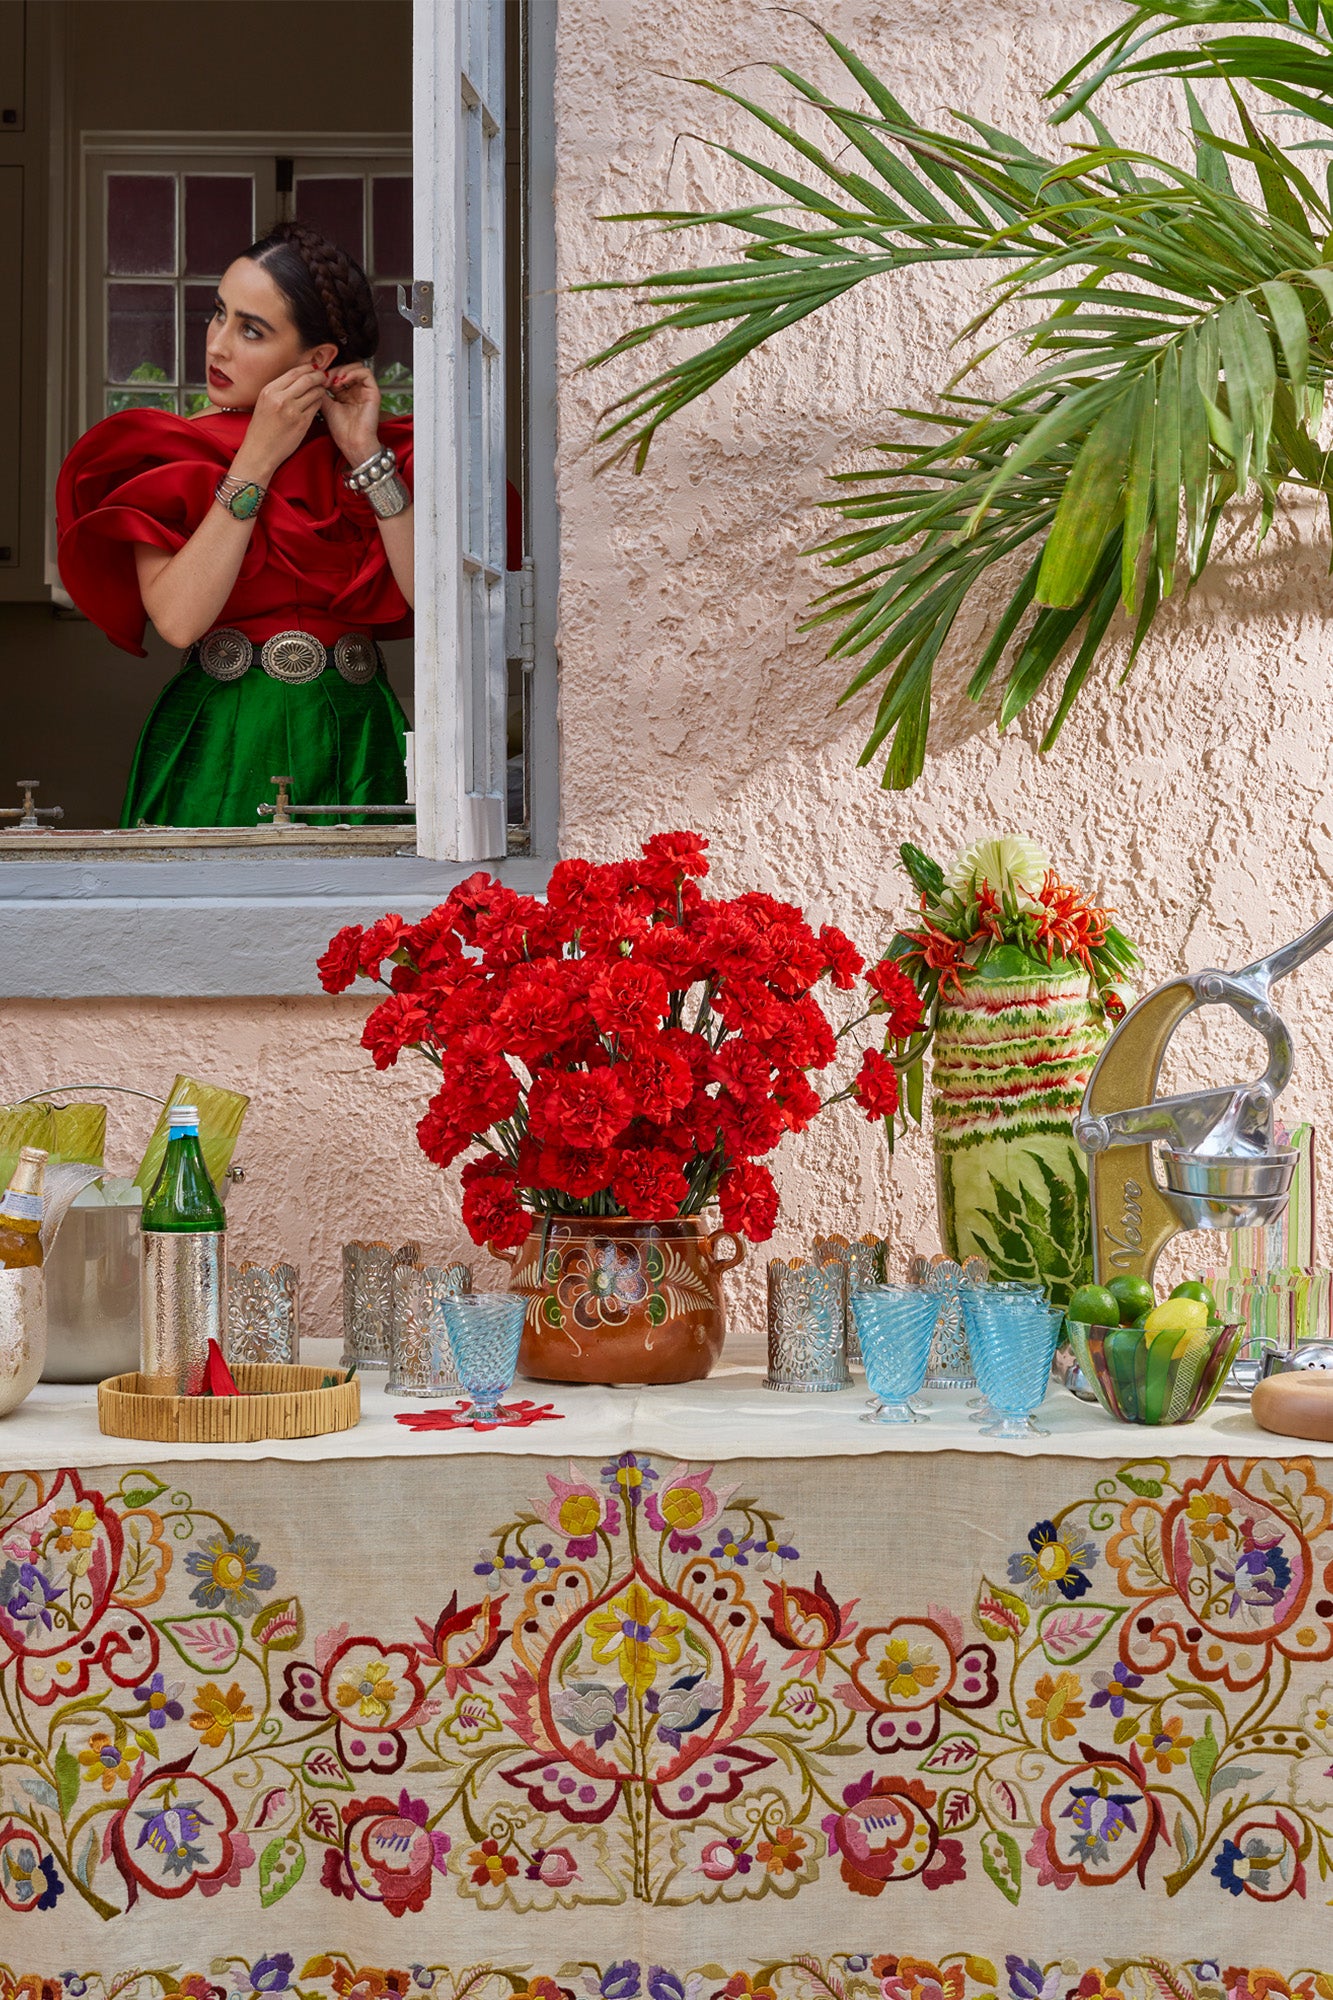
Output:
[[5, 0, 1332, 1343]]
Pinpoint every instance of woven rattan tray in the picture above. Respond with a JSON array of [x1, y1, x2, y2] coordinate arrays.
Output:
[[97, 1363, 359, 1442]]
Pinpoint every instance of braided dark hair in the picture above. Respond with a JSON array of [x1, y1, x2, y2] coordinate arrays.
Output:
[[243, 218, 379, 365]]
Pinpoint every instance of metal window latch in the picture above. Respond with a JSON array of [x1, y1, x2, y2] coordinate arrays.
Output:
[[0, 780, 64, 831], [257, 776, 416, 827], [396, 280, 434, 329]]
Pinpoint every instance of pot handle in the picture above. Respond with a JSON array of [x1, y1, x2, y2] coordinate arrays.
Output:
[[491, 1241, 524, 1268], [705, 1229, 745, 1274]]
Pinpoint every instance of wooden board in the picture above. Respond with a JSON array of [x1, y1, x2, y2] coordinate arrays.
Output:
[[98, 1363, 359, 1442]]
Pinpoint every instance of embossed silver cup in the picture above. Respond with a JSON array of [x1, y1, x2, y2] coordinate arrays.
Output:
[[341, 1240, 421, 1370], [0, 1268, 46, 1417], [812, 1232, 888, 1365], [226, 1262, 299, 1366], [765, 1256, 851, 1392], [908, 1251, 989, 1390], [389, 1261, 473, 1396]]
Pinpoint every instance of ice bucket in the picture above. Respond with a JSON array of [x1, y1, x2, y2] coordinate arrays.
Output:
[[41, 1189, 142, 1384]]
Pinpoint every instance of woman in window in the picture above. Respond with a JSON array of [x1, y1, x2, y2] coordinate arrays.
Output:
[[55, 219, 412, 828]]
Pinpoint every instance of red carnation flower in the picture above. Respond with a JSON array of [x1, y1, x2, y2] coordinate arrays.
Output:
[[709, 1039, 773, 1104], [417, 1092, 474, 1170], [534, 1143, 618, 1200], [752, 992, 838, 1071], [819, 923, 865, 991], [717, 1092, 787, 1159], [865, 959, 925, 1039], [317, 924, 365, 993], [545, 856, 623, 924], [493, 965, 584, 1063], [460, 1155, 529, 1252], [718, 1160, 779, 1241], [853, 1047, 900, 1121], [358, 913, 412, 978], [625, 1038, 695, 1120], [435, 1025, 521, 1129], [634, 829, 710, 901], [528, 1068, 633, 1150], [361, 992, 432, 1071], [588, 959, 669, 1041], [610, 1146, 690, 1221], [774, 1070, 823, 1133], [633, 923, 704, 990]]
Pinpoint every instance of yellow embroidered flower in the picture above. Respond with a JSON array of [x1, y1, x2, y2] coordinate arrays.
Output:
[[587, 1581, 684, 1695], [1137, 1714, 1193, 1774], [1185, 1493, 1233, 1543], [78, 1730, 132, 1790], [53, 1504, 97, 1552], [557, 1492, 601, 1539], [189, 1681, 254, 1747], [335, 1658, 398, 1724], [1026, 1670, 1086, 1741], [875, 1636, 941, 1703], [660, 1485, 706, 1533]]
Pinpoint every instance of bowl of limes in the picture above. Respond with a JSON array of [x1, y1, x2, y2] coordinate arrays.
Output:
[[1064, 1276, 1244, 1425]]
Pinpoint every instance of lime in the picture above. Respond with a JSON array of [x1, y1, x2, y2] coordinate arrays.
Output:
[[1108, 1274, 1156, 1326], [1068, 1283, 1119, 1327], [1144, 1297, 1210, 1339]]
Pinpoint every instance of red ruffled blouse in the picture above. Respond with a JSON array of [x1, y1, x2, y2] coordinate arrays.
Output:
[[55, 407, 414, 657]]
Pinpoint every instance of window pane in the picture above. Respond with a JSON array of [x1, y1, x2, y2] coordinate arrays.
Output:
[[184, 174, 254, 276], [184, 283, 217, 382], [293, 176, 364, 265], [371, 176, 411, 276], [373, 283, 412, 373], [106, 387, 175, 416], [107, 281, 176, 382], [106, 174, 175, 275]]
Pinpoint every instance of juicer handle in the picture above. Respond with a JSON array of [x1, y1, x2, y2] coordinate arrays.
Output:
[[1240, 908, 1333, 990]]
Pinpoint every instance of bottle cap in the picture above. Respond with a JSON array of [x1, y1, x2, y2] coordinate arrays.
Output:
[[17, 1146, 49, 1164], [167, 1105, 201, 1130]]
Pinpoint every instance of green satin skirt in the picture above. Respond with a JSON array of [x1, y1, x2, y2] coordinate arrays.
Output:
[[120, 649, 411, 829]]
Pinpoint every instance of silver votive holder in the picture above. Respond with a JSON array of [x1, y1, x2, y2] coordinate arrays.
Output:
[[341, 1239, 422, 1370], [909, 1251, 989, 1388], [225, 1261, 299, 1366], [812, 1232, 889, 1366], [388, 1261, 473, 1396], [765, 1256, 851, 1392]]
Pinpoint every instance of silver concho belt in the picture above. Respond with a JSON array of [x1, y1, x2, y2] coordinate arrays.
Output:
[[196, 628, 381, 686]]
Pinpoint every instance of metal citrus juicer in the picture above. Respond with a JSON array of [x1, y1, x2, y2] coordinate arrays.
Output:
[[1073, 913, 1333, 1312]]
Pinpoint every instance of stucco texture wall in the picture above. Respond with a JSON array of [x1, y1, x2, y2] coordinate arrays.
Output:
[[5, 0, 1332, 1346]]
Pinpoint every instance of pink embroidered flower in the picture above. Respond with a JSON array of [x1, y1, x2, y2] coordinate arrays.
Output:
[[537, 1471, 621, 1559], [197, 1829, 254, 1898], [526, 1844, 579, 1887], [699, 1834, 752, 1881], [644, 1465, 737, 1553], [1025, 1823, 1076, 1890], [339, 1788, 451, 1916]]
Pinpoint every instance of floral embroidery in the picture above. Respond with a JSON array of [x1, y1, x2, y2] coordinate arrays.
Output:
[[3, 1454, 1333, 1925]]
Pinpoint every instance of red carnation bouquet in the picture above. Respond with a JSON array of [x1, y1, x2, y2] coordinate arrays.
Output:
[[318, 832, 922, 1254]]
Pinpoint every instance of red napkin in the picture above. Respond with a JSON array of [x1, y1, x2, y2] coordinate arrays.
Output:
[[394, 1398, 563, 1433], [202, 1338, 242, 1396]]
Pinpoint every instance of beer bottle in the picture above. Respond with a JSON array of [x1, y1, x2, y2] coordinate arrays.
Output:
[[0, 1147, 48, 1271], [140, 1106, 226, 1394]]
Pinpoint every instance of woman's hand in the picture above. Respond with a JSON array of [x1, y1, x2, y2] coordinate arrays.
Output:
[[235, 364, 330, 480], [324, 363, 383, 468]]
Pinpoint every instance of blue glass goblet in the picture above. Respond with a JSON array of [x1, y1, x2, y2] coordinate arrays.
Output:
[[442, 1292, 526, 1424], [961, 1290, 1062, 1438], [850, 1287, 938, 1424]]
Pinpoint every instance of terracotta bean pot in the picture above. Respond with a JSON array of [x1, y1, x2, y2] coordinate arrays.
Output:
[[497, 1213, 744, 1385]]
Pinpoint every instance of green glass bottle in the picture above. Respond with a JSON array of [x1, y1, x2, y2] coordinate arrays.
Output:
[[140, 1105, 225, 1394], [142, 1107, 226, 1231]]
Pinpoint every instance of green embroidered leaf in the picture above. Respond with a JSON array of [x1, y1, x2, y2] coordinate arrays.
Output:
[[1174, 1812, 1196, 1863], [252, 1596, 304, 1651], [1113, 1712, 1140, 1745], [118, 1469, 169, 1511], [1210, 1763, 1263, 1795], [980, 1826, 1022, 1905], [301, 1745, 353, 1792], [974, 1578, 1030, 1644], [155, 1613, 243, 1674], [55, 1739, 80, 1819], [1118, 1472, 1164, 1499], [1037, 1601, 1125, 1665], [919, 1731, 980, 1774], [558, 1635, 583, 1679], [258, 1832, 306, 1907], [1189, 1716, 1219, 1797]]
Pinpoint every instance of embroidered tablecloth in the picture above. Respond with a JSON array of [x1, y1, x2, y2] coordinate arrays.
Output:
[[3, 1371, 1332, 2000]]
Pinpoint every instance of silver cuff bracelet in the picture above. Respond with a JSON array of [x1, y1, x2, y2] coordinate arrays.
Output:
[[366, 470, 411, 519], [344, 444, 397, 493]]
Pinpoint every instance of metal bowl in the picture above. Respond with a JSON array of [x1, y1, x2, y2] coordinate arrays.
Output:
[[1262, 1340, 1333, 1376], [1160, 1148, 1297, 1230]]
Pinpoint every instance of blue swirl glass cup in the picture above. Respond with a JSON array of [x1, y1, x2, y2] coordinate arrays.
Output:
[[442, 1292, 526, 1423], [850, 1287, 938, 1424], [961, 1290, 1063, 1438]]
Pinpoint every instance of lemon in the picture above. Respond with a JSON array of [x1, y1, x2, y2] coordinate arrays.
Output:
[[1143, 1297, 1210, 1340]]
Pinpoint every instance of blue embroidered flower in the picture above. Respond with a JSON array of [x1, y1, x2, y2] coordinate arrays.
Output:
[[646, 1672, 723, 1749], [751, 1536, 799, 1574], [647, 1972, 684, 2000], [184, 1531, 276, 1617], [600, 1453, 657, 1508], [1089, 1660, 1143, 1718], [1217, 1537, 1292, 1616], [1007, 1519, 1097, 1604], [1, 1559, 63, 1629], [1060, 1785, 1139, 1865], [134, 1670, 185, 1729], [601, 1965, 641, 2000], [250, 1956, 294, 1994], [1005, 1960, 1061, 2000], [0, 1832, 63, 1911], [709, 1532, 753, 1566], [411, 1971, 436, 1992], [517, 1542, 560, 1584]]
